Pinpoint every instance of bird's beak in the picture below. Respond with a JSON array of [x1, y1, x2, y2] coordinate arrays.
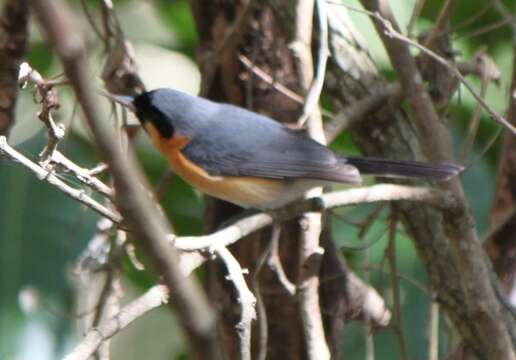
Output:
[[101, 92, 136, 112]]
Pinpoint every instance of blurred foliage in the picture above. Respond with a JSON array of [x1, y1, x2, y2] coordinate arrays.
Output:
[[0, 0, 513, 359]]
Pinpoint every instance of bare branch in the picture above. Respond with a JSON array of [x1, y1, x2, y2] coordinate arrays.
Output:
[[50, 150, 113, 198], [64, 285, 169, 360], [0, 136, 121, 223], [297, 0, 329, 125], [173, 184, 458, 251], [267, 226, 296, 295], [239, 54, 304, 104], [18, 62, 65, 160], [211, 244, 256, 360]]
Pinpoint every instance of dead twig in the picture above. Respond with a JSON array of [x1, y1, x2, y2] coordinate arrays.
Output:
[[267, 226, 296, 295], [18, 62, 65, 160], [64, 285, 169, 360], [297, 0, 329, 125], [211, 244, 256, 360], [0, 136, 121, 223]]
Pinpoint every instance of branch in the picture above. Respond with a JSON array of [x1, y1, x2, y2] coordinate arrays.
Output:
[[30, 2, 220, 359], [173, 184, 457, 251], [0, 136, 121, 223], [297, 0, 329, 125], [18, 62, 65, 160], [64, 285, 169, 360], [239, 54, 304, 103], [211, 244, 256, 360], [50, 150, 113, 198]]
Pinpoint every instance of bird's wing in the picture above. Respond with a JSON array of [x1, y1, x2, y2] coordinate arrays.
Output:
[[181, 105, 361, 184]]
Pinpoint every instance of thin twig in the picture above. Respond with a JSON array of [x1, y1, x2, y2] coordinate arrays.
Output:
[[79, 0, 106, 45], [0, 136, 121, 223], [460, 76, 489, 164], [407, 0, 427, 36], [298, 0, 329, 125], [456, 17, 511, 41], [211, 244, 256, 360], [238, 54, 335, 119], [64, 285, 169, 360], [420, 0, 455, 51], [18, 62, 65, 160], [491, 0, 516, 35], [239, 53, 304, 103], [51, 150, 113, 198], [267, 226, 296, 295], [357, 265, 430, 295], [252, 226, 281, 360], [453, 3, 492, 32]]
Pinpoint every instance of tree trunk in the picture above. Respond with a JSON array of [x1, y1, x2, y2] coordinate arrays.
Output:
[[0, 0, 29, 136]]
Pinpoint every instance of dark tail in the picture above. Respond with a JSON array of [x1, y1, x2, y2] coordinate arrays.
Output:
[[343, 156, 462, 181]]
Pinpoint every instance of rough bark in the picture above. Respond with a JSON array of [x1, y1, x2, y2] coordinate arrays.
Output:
[[0, 0, 29, 136]]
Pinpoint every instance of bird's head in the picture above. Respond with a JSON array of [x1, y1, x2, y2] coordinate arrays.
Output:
[[110, 88, 213, 142]]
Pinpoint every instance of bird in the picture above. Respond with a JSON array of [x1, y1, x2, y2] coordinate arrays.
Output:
[[111, 88, 461, 210]]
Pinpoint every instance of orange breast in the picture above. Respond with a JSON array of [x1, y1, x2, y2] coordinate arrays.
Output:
[[144, 123, 286, 208]]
